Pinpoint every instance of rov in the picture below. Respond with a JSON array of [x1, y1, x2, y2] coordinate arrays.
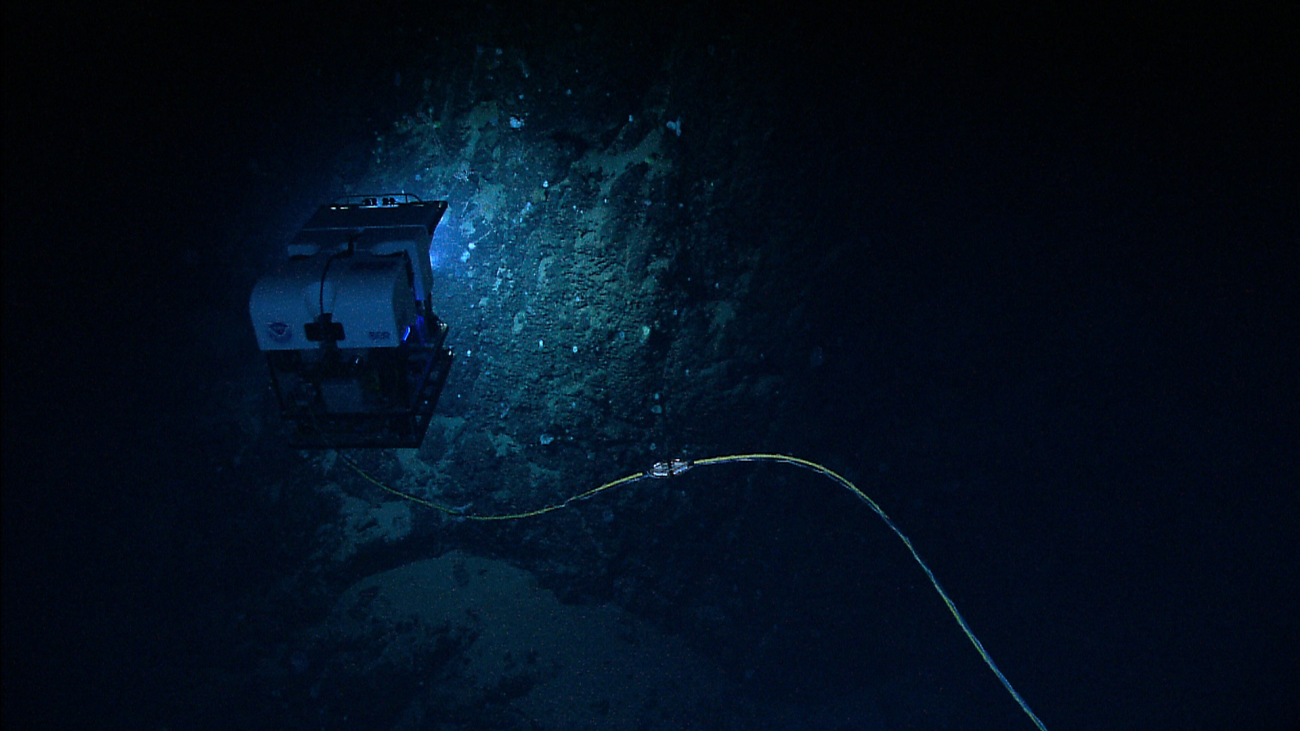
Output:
[[249, 194, 454, 449]]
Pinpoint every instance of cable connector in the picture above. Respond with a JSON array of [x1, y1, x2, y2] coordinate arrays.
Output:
[[650, 458, 693, 478]]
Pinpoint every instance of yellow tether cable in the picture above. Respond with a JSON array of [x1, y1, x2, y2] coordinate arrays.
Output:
[[337, 450, 1050, 730]]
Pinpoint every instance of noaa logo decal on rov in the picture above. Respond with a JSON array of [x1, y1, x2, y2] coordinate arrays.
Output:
[[266, 321, 293, 344]]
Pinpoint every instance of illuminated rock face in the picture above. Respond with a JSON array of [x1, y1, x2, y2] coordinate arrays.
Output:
[[353, 17, 798, 521]]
